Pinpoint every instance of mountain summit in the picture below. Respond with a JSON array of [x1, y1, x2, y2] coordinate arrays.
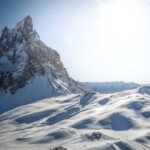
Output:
[[0, 16, 84, 112]]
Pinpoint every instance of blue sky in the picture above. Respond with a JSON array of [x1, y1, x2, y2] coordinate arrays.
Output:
[[0, 0, 150, 83]]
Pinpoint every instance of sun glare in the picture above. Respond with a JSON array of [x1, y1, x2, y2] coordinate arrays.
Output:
[[94, 0, 147, 82]]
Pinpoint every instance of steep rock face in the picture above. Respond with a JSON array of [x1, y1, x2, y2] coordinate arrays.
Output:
[[0, 16, 84, 95]]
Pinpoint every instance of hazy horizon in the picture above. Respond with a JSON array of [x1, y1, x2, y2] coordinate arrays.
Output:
[[1, 0, 150, 84]]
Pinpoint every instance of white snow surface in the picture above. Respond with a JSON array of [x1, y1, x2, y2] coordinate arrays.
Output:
[[0, 75, 59, 114], [0, 88, 150, 150]]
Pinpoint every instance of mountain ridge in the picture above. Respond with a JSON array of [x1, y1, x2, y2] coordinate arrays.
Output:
[[0, 15, 84, 95], [82, 81, 139, 93], [0, 15, 85, 113]]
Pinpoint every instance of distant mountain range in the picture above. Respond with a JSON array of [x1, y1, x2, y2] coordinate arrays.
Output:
[[82, 81, 140, 93]]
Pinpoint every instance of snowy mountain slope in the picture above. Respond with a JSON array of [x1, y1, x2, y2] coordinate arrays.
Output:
[[0, 86, 149, 150], [82, 81, 139, 93], [0, 16, 85, 113]]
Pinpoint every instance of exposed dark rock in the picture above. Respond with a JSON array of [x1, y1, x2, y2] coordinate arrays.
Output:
[[50, 146, 67, 150]]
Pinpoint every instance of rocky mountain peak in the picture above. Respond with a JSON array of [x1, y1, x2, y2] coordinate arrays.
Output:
[[0, 16, 84, 96], [0, 16, 40, 54], [14, 15, 33, 33]]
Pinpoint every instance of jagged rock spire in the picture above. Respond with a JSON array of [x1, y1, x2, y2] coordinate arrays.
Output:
[[0, 15, 84, 96], [15, 15, 33, 32]]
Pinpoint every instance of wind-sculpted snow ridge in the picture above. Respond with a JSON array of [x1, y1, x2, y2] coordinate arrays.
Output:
[[138, 86, 150, 95], [0, 87, 149, 149], [0, 16, 85, 113]]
